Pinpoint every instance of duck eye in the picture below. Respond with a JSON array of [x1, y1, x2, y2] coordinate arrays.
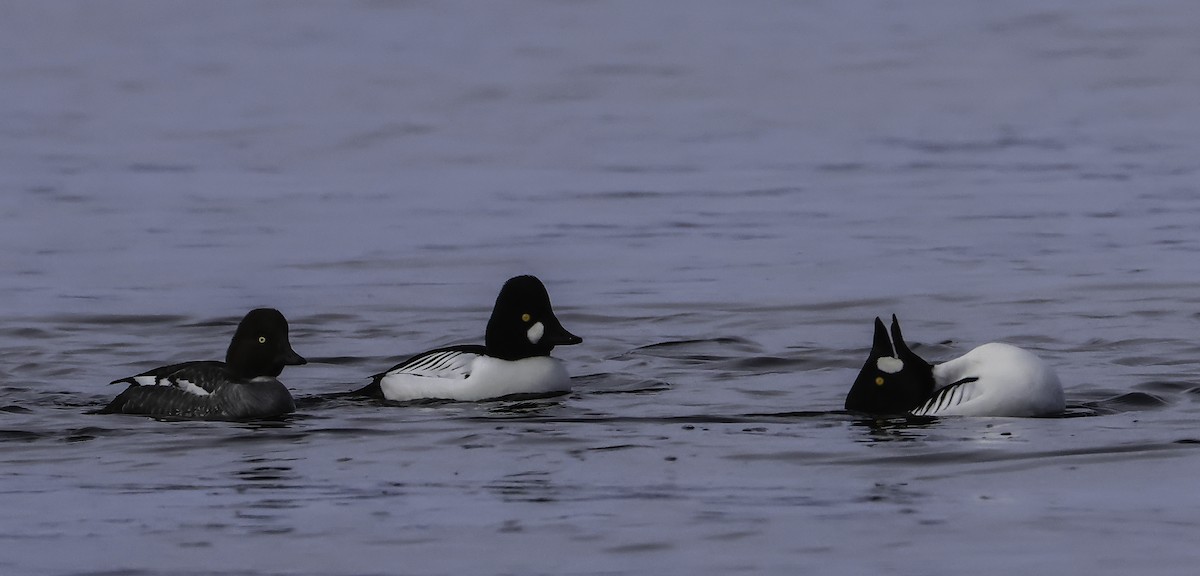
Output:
[[258, 336, 267, 344], [521, 313, 531, 323], [874, 376, 885, 386]]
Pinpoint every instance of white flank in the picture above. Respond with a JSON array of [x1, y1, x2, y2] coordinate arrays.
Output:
[[876, 356, 904, 374], [923, 342, 1066, 417], [174, 378, 211, 397], [380, 355, 570, 402], [526, 322, 545, 345]]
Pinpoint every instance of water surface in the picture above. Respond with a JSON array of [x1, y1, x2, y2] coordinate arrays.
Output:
[[3, 1, 1200, 574]]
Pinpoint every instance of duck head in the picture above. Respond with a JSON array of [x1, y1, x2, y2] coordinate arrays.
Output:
[[845, 315, 934, 415], [485, 275, 582, 360], [225, 308, 307, 378]]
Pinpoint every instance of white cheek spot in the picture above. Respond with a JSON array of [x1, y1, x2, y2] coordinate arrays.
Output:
[[876, 356, 904, 374], [175, 379, 211, 397], [526, 322, 545, 345]]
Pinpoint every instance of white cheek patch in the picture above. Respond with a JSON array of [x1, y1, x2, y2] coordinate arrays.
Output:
[[134, 375, 158, 387], [876, 356, 904, 374], [174, 379, 211, 397], [526, 322, 545, 345]]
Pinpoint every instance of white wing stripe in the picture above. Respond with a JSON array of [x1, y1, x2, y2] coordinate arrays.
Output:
[[390, 350, 476, 379], [914, 379, 977, 415], [407, 354, 435, 371], [411, 351, 453, 371], [173, 378, 211, 397]]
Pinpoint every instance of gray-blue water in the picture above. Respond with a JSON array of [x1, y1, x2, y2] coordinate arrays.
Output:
[[3, 1, 1200, 574]]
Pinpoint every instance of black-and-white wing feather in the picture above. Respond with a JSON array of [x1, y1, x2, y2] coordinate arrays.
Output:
[[911, 377, 980, 416], [103, 361, 237, 417], [111, 360, 232, 396], [354, 345, 485, 397], [378, 345, 485, 380]]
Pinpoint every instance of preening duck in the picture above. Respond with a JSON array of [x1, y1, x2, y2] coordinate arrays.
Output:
[[845, 315, 1064, 417]]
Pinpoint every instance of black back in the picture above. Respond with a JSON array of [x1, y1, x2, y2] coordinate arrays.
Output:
[[844, 315, 934, 414], [484, 275, 582, 361]]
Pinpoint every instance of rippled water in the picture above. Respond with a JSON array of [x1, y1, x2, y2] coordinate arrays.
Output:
[[4, 1, 1200, 574]]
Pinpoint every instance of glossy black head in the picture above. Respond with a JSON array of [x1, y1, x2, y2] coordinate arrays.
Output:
[[225, 308, 307, 378], [844, 315, 934, 415], [484, 275, 582, 360]]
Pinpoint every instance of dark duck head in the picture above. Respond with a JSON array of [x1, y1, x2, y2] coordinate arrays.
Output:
[[484, 275, 582, 361], [225, 308, 307, 378], [845, 315, 934, 415]]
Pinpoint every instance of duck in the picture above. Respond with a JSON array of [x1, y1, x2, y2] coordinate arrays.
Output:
[[844, 315, 1064, 417], [101, 308, 307, 419], [356, 275, 582, 402]]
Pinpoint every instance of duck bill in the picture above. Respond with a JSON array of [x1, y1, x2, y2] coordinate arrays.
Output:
[[544, 317, 582, 346], [280, 346, 308, 366]]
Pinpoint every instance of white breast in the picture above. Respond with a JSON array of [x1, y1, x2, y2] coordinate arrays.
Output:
[[379, 355, 570, 402], [917, 342, 1065, 417]]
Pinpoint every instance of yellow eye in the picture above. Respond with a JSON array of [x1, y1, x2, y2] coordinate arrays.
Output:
[[521, 313, 531, 323], [258, 336, 267, 344], [874, 376, 885, 386]]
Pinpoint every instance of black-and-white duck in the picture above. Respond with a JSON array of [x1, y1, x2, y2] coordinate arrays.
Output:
[[357, 275, 582, 402], [845, 315, 1064, 417]]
